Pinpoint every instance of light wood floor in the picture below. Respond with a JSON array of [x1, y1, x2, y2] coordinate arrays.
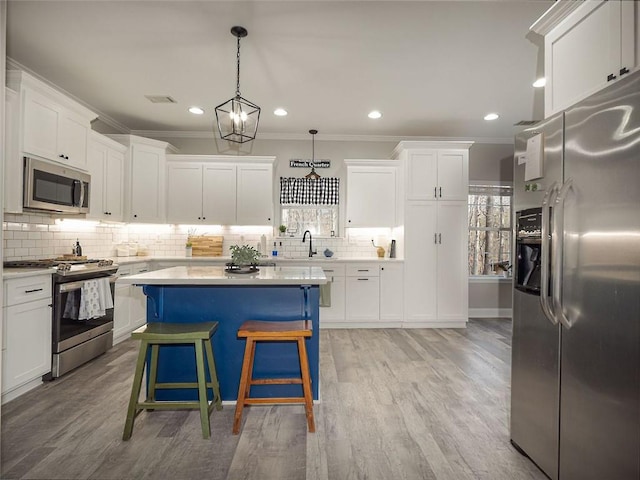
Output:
[[1, 319, 546, 480]]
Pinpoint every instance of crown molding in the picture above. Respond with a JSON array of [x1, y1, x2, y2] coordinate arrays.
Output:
[[131, 130, 513, 145], [6, 57, 130, 134], [530, 0, 585, 36]]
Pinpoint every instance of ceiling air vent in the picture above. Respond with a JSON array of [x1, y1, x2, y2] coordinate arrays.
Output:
[[145, 95, 177, 104], [514, 120, 539, 126]]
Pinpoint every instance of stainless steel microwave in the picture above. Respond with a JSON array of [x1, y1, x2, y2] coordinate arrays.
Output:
[[23, 157, 90, 214]]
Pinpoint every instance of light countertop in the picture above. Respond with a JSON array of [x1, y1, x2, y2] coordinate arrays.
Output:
[[116, 265, 327, 286], [112, 255, 403, 265], [3, 268, 57, 279]]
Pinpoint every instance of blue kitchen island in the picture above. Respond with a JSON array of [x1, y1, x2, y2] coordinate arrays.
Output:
[[116, 265, 327, 401]]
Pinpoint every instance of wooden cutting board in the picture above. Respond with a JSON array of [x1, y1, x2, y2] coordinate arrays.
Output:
[[190, 235, 224, 257]]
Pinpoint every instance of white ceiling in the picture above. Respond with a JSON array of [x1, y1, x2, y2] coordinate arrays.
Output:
[[5, 0, 553, 143]]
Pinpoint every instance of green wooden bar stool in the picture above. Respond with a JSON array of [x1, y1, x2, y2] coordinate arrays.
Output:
[[123, 321, 222, 441]]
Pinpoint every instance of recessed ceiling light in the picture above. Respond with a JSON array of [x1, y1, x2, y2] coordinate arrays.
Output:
[[368, 110, 382, 119], [484, 113, 499, 121], [188, 106, 204, 115], [533, 77, 547, 88], [274, 108, 288, 116]]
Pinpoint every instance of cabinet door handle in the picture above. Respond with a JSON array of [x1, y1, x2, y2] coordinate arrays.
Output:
[[439, 187, 442, 198], [434, 233, 437, 244], [438, 233, 442, 244], [357, 278, 369, 281], [620, 67, 630, 76], [357, 269, 369, 272], [25, 288, 44, 293], [434, 187, 437, 198], [607, 73, 617, 82]]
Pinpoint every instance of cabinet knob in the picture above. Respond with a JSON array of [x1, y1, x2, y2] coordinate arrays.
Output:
[[268, 218, 271, 221], [348, 219, 351, 223], [620, 67, 630, 76], [59, 154, 65, 159], [202, 217, 206, 220], [607, 73, 617, 82], [198, 217, 201, 220], [133, 214, 137, 218]]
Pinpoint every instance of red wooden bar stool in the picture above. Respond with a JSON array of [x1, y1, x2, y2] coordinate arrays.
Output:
[[232, 320, 315, 435]]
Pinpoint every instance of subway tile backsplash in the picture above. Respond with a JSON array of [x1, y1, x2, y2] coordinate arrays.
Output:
[[2, 214, 397, 261]]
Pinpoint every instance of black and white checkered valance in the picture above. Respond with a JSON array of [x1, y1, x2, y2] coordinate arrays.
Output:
[[280, 177, 340, 205]]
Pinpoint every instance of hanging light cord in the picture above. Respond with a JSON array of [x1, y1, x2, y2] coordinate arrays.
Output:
[[236, 35, 242, 97]]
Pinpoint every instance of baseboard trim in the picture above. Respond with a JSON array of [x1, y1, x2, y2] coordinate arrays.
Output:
[[320, 322, 403, 329], [402, 321, 467, 329], [1, 377, 43, 405], [468, 308, 512, 319]]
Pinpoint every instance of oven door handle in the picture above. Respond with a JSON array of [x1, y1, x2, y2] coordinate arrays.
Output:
[[58, 274, 118, 293]]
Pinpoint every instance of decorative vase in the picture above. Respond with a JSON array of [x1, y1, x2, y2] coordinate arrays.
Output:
[[185, 246, 192, 257]]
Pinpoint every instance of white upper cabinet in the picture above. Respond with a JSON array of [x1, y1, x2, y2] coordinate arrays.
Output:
[[166, 162, 204, 223], [87, 132, 125, 221], [236, 164, 273, 225], [4, 88, 21, 213], [107, 135, 176, 223], [203, 163, 237, 226], [532, 0, 639, 116], [345, 160, 398, 228], [165, 156, 274, 226], [7, 70, 96, 171], [393, 141, 471, 202]]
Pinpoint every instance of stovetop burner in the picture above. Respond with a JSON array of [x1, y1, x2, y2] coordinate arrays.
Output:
[[3, 258, 117, 277]]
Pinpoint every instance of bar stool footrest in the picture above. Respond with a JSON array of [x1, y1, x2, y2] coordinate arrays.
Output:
[[250, 378, 303, 385]]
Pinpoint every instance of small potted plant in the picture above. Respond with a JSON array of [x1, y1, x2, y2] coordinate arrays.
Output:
[[229, 244, 261, 272], [185, 228, 196, 257], [278, 224, 287, 235]]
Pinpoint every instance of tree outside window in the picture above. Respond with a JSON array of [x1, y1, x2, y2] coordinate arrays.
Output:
[[468, 185, 512, 276]]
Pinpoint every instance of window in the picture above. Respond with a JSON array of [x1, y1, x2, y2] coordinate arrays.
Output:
[[468, 185, 512, 276], [279, 177, 340, 237], [280, 206, 339, 237]]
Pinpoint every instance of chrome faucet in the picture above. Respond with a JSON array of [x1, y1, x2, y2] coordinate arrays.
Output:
[[302, 230, 317, 258]]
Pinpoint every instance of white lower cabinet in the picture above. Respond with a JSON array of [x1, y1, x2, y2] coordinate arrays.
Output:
[[404, 201, 468, 327], [379, 263, 404, 323], [113, 262, 150, 345], [2, 275, 53, 403], [345, 264, 380, 323], [318, 263, 346, 325]]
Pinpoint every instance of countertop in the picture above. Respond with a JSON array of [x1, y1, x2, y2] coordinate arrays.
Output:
[[3, 267, 57, 279], [112, 255, 404, 265], [116, 265, 328, 286]]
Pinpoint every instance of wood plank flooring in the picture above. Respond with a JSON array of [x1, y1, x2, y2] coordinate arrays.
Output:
[[1, 319, 546, 480]]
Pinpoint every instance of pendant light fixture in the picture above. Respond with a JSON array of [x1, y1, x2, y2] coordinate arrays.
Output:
[[215, 26, 260, 143], [305, 129, 321, 179]]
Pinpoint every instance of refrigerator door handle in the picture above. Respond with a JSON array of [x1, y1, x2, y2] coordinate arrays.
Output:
[[540, 182, 559, 325], [553, 178, 574, 329]]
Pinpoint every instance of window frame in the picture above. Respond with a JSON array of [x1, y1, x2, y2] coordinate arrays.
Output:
[[468, 183, 513, 278]]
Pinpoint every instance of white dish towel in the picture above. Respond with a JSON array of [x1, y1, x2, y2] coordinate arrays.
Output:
[[79, 278, 114, 320]]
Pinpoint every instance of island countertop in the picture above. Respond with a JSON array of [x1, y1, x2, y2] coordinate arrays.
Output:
[[116, 265, 327, 286]]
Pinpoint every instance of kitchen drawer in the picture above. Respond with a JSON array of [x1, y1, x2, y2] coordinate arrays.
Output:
[[318, 263, 346, 277], [346, 264, 379, 277], [4, 276, 52, 307]]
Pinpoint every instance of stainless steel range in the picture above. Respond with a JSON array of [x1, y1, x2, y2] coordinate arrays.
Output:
[[4, 258, 119, 379]]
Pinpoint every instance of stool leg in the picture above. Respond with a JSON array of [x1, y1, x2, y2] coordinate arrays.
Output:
[[194, 339, 211, 439], [233, 337, 255, 434], [297, 337, 316, 433], [204, 337, 222, 411], [123, 340, 149, 441], [146, 344, 160, 407], [244, 338, 257, 400]]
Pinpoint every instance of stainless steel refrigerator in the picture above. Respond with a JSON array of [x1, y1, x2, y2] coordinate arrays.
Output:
[[511, 70, 640, 480]]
